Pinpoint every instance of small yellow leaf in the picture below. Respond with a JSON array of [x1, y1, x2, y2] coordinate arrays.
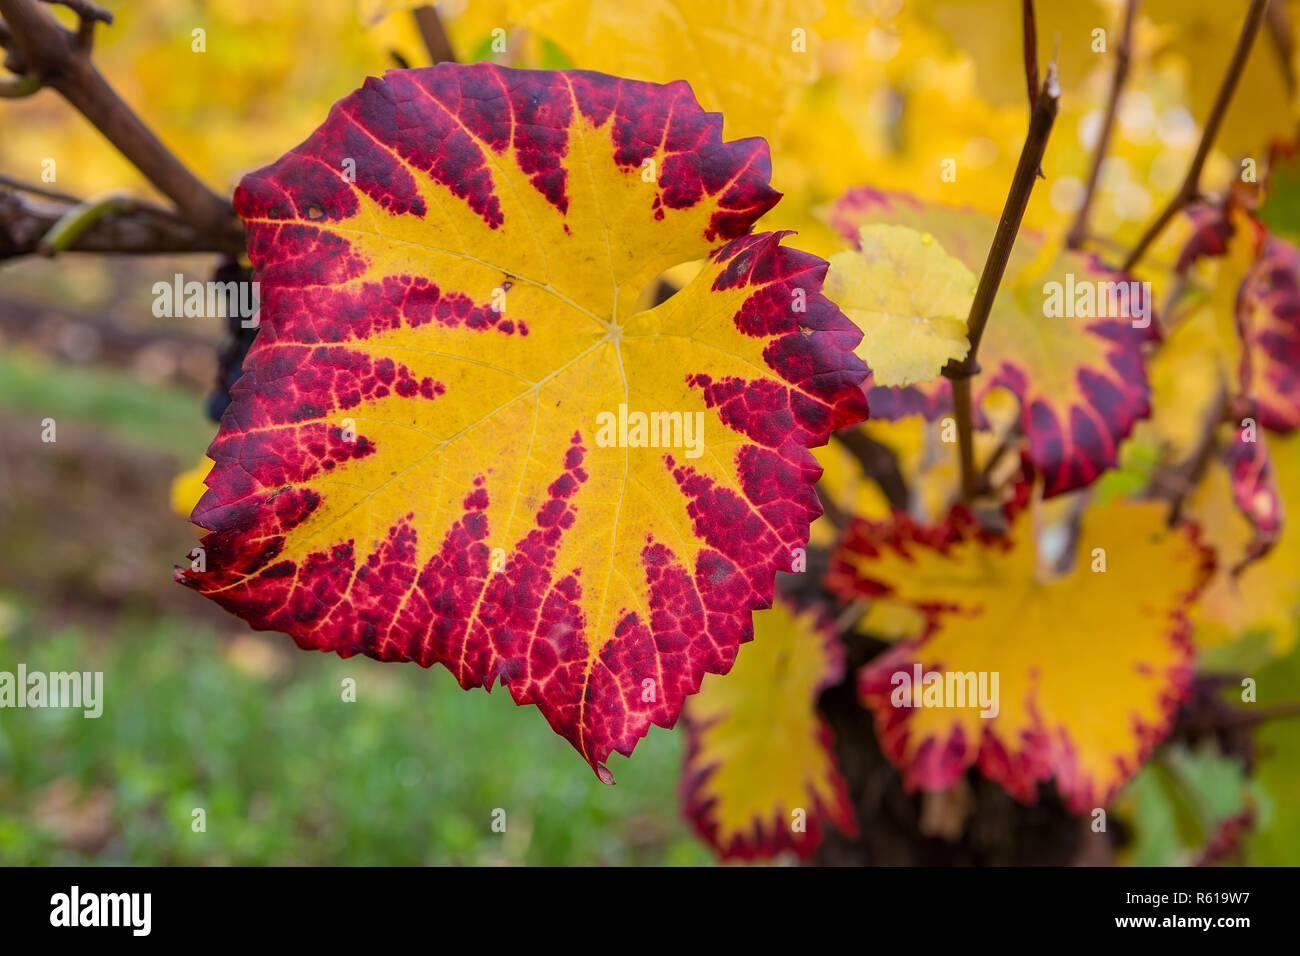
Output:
[[826, 224, 973, 387], [682, 599, 856, 860], [170, 456, 213, 520]]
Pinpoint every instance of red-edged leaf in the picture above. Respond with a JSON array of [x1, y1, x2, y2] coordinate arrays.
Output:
[[175, 64, 868, 780], [823, 187, 1153, 496], [680, 598, 856, 860]]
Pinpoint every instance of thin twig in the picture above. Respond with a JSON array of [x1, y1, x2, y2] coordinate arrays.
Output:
[[942, 65, 1060, 500], [952, 377, 978, 500], [412, 4, 455, 64], [0, 0, 237, 239], [1182, 699, 1300, 730], [0, 172, 80, 202], [35, 191, 129, 255], [1022, 0, 1039, 115], [1266, 0, 1297, 97], [834, 599, 871, 636], [947, 67, 1060, 378], [1067, 0, 1138, 250], [977, 426, 1018, 490], [1122, 0, 1270, 272], [41, 0, 113, 51], [0, 70, 38, 95]]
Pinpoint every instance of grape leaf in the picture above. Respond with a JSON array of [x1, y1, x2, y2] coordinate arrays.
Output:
[[824, 187, 1153, 497], [680, 598, 856, 860], [823, 186, 1040, 279], [176, 64, 869, 781], [825, 224, 973, 387], [828, 492, 1211, 811]]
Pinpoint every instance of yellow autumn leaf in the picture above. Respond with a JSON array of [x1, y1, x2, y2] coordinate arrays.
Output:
[[681, 599, 856, 860], [170, 456, 213, 520], [509, 0, 825, 140], [825, 225, 973, 387]]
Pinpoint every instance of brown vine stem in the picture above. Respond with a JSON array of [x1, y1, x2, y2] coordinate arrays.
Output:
[[944, 64, 1060, 501], [831, 429, 909, 512], [1121, 0, 1270, 273], [1266, 0, 1297, 97], [0, 0, 238, 239], [0, 183, 244, 258], [1066, 0, 1138, 250], [412, 5, 456, 64], [1022, 0, 1039, 114], [1185, 699, 1300, 730]]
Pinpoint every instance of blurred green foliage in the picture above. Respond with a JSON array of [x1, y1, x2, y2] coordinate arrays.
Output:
[[0, 605, 709, 866]]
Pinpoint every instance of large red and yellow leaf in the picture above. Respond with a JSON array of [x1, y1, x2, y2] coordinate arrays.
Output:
[[823, 187, 1153, 497], [680, 599, 856, 860], [828, 493, 1211, 811], [176, 64, 869, 780]]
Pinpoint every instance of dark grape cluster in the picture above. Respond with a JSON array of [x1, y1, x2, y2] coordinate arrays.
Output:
[[206, 257, 260, 423]]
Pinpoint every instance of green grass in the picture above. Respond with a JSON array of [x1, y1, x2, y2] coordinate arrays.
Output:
[[0, 349, 212, 460], [0, 601, 710, 865]]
